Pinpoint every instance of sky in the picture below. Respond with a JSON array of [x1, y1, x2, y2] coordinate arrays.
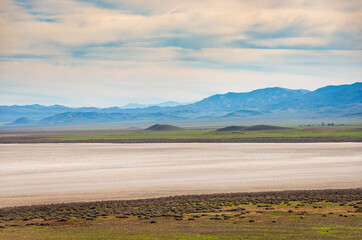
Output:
[[0, 0, 361, 107]]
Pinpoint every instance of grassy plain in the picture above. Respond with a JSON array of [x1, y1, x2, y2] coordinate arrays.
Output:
[[0, 189, 361, 240], [0, 125, 361, 143]]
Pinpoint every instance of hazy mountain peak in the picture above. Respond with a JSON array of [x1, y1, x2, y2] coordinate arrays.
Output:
[[7, 117, 37, 126]]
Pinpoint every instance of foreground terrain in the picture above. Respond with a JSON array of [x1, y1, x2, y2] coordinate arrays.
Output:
[[0, 189, 361, 239]]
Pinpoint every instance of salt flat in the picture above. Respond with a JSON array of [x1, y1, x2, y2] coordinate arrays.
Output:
[[0, 143, 361, 207]]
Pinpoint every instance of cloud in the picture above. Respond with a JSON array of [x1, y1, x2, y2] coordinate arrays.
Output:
[[0, 0, 361, 106], [2, 0, 361, 49]]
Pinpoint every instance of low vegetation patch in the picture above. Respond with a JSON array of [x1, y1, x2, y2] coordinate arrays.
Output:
[[0, 189, 361, 239]]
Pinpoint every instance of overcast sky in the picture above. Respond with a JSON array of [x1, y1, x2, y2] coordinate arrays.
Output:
[[0, 0, 361, 107]]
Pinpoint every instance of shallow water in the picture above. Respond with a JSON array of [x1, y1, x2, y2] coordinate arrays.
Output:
[[0, 143, 361, 207]]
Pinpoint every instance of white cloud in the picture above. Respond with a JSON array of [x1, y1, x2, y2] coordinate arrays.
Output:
[[2, 0, 361, 50], [0, 0, 361, 106]]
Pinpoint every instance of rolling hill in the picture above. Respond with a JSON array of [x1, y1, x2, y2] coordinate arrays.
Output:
[[145, 124, 184, 131], [216, 125, 289, 131]]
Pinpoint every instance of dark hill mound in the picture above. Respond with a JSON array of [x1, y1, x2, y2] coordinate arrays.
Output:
[[217, 125, 288, 131], [216, 126, 247, 131], [7, 117, 37, 125], [245, 125, 289, 131], [145, 124, 184, 131]]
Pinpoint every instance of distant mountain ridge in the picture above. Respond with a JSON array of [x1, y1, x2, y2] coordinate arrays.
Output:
[[37, 111, 184, 125], [0, 101, 184, 122], [2, 82, 361, 126], [264, 82, 362, 113], [121, 101, 183, 109], [179, 87, 310, 113]]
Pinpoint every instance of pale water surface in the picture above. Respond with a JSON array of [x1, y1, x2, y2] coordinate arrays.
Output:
[[0, 143, 361, 207]]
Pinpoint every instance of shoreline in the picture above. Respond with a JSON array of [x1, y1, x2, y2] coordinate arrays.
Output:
[[3, 185, 362, 209], [1, 188, 361, 210], [0, 136, 361, 144]]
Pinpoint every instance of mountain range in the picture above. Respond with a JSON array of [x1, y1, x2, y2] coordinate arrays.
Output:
[[1, 82, 361, 126], [121, 101, 184, 109]]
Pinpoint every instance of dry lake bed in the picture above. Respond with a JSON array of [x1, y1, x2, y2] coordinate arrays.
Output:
[[0, 143, 361, 207]]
